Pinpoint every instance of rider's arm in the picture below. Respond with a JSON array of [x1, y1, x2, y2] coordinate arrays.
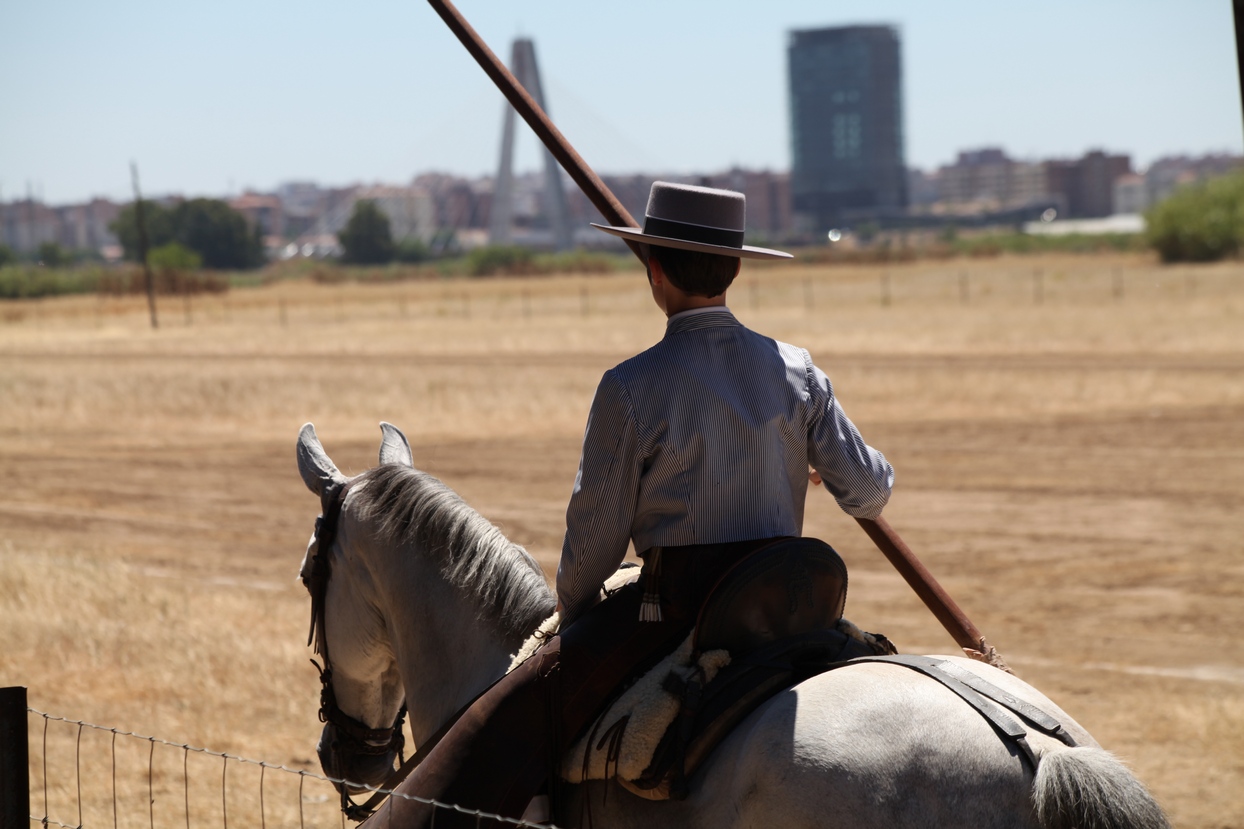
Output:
[[805, 357, 894, 519], [556, 370, 643, 623]]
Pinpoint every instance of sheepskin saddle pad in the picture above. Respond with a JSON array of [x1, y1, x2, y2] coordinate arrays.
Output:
[[565, 620, 890, 801], [509, 545, 896, 801]]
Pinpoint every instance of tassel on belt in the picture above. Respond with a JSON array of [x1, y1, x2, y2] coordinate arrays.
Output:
[[639, 546, 663, 622]]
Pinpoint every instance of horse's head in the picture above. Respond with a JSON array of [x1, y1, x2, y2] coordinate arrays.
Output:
[[296, 422, 415, 800]]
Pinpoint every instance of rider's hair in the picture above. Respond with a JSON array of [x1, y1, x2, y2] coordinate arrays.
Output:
[[648, 246, 740, 298]]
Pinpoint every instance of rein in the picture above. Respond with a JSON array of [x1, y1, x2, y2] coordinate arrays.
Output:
[[304, 479, 410, 821]]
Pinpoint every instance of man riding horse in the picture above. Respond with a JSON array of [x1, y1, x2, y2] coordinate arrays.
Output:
[[381, 181, 894, 827]]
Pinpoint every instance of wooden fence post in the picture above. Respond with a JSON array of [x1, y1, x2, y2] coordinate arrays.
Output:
[[0, 686, 30, 828]]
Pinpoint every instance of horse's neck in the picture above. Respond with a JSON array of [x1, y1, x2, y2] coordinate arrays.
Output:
[[377, 537, 541, 746]]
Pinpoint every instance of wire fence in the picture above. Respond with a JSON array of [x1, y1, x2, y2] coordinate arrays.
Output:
[[25, 706, 556, 829], [2, 259, 1241, 331]]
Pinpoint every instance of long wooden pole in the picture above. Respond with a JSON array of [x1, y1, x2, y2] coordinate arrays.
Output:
[[426, 0, 647, 265], [427, 0, 1008, 670], [854, 516, 1005, 668]]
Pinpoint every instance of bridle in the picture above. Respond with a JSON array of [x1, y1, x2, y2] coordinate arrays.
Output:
[[303, 479, 408, 821]]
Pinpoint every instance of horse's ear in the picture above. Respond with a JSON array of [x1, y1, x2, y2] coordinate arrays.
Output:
[[297, 423, 346, 496], [378, 422, 414, 467]]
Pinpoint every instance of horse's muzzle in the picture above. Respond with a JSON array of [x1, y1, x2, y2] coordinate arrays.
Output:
[[317, 722, 400, 794]]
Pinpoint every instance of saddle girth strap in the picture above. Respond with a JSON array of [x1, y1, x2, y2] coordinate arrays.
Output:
[[846, 655, 1077, 772], [924, 658, 1075, 743]]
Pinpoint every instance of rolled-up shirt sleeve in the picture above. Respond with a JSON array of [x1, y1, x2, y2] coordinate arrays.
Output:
[[557, 370, 644, 621], [806, 357, 894, 519]]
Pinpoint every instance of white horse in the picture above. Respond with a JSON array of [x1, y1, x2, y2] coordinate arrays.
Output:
[[296, 422, 1169, 829]]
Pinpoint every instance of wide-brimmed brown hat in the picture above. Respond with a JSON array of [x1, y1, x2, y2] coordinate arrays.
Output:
[[591, 181, 792, 260]]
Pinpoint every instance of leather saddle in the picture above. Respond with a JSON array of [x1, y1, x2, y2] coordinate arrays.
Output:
[[695, 536, 849, 653], [620, 538, 888, 800]]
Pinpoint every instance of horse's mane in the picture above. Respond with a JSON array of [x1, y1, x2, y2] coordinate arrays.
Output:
[[352, 464, 556, 645]]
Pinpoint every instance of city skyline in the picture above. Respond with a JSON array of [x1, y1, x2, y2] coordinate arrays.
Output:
[[2, 0, 1241, 206]]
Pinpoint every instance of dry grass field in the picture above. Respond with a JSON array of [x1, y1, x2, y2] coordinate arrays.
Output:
[[2, 252, 1242, 828]]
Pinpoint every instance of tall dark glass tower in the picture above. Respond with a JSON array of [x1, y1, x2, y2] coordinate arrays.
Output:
[[788, 25, 906, 232]]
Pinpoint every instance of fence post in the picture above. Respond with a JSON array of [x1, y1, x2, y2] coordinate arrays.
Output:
[[0, 686, 30, 828]]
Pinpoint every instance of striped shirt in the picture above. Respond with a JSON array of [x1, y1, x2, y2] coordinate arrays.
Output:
[[556, 306, 893, 620]]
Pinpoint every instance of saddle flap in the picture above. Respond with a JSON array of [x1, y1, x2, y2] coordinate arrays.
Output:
[[694, 538, 848, 655]]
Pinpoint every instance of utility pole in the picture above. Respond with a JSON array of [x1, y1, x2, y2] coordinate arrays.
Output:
[[130, 162, 158, 329], [26, 181, 34, 254]]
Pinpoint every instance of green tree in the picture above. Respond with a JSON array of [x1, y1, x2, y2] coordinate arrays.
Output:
[[338, 200, 395, 264], [170, 199, 264, 269], [110, 198, 263, 269], [1146, 171, 1244, 262], [109, 200, 176, 261], [0, 243, 18, 267]]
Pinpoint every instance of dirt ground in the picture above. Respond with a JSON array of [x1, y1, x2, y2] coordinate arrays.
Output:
[[1, 253, 1241, 828]]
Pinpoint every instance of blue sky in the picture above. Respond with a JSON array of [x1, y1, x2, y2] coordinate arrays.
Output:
[[2, 0, 1240, 204]]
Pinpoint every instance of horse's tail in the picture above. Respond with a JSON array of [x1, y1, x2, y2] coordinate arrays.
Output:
[[1032, 746, 1170, 829]]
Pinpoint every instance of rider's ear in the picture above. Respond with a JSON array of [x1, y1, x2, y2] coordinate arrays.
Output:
[[378, 422, 414, 468], [297, 423, 347, 495]]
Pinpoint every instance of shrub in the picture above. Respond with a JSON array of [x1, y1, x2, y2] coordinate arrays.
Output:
[[954, 232, 1143, 257], [37, 242, 71, 267], [465, 245, 534, 276], [0, 266, 100, 299], [534, 250, 625, 274], [395, 239, 432, 263], [1146, 171, 1244, 262], [148, 242, 202, 271]]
